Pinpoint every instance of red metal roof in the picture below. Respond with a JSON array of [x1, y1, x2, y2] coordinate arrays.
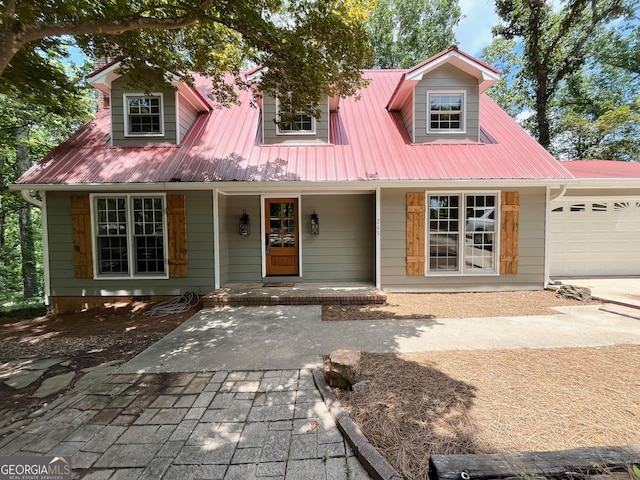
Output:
[[562, 160, 640, 179], [17, 69, 572, 186]]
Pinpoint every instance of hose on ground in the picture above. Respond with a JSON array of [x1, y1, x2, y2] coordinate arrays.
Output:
[[143, 291, 200, 317]]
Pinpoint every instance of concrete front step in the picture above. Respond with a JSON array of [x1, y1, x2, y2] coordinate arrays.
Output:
[[202, 283, 387, 307]]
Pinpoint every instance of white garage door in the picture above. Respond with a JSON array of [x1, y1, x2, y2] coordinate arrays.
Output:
[[550, 199, 640, 277]]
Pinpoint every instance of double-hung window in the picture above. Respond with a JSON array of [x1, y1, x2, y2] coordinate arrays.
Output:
[[93, 195, 168, 278], [276, 97, 315, 134], [428, 192, 498, 274], [428, 91, 465, 132], [124, 94, 164, 136]]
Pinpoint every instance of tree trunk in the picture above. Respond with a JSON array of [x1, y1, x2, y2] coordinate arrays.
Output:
[[535, 91, 552, 151], [0, 198, 5, 248], [15, 126, 39, 299]]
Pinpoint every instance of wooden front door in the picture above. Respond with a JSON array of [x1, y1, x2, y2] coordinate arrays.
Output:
[[265, 198, 299, 276]]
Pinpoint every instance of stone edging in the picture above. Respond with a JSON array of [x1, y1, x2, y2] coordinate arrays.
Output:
[[312, 369, 403, 480]]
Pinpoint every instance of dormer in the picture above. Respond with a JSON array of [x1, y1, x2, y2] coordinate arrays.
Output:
[[246, 67, 334, 145], [87, 61, 211, 147], [387, 46, 500, 143]]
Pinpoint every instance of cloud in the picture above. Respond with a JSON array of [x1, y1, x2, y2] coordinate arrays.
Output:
[[455, 0, 499, 56]]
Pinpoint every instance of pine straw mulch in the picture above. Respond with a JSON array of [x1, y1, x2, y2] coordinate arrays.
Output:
[[323, 290, 600, 321], [334, 345, 640, 479]]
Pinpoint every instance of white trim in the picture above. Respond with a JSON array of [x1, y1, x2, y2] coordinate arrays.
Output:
[[405, 50, 500, 93], [10, 179, 573, 194], [175, 92, 181, 145], [425, 190, 500, 276], [544, 186, 551, 288], [551, 195, 640, 202], [90, 193, 169, 280], [426, 90, 466, 134], [411, 89, 416, 143], [375, 186, 381, 289], [261, 194, 303, 278], [275, 97, 316, 136], [123, 92, 165, 137], [213, 189, 221, 289], [42, 193, 51, 306]]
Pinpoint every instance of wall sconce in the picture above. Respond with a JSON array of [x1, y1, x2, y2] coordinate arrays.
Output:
[[239, 210, 250, 236], [310, 210, 319, 235]]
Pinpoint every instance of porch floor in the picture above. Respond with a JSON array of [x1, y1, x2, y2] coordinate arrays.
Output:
[[202, 282, 386, 307]]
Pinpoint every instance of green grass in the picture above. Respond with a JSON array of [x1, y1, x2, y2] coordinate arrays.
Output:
[[0, 298, 47, 319]]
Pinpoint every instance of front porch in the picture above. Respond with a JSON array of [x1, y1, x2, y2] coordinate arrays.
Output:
[[202, 282, 386, 307]]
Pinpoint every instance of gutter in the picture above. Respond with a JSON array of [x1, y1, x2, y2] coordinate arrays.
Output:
[[21, 189, 42, 208]]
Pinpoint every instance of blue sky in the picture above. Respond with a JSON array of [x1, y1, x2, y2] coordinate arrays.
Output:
[[455, 0, 500, 57]]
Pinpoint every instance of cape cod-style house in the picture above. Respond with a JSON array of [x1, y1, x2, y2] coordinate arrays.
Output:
[[13, 46, 638, 312]]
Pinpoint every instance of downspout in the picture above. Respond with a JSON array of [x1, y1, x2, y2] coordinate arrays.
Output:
[[20, 190, 50, 308], [544, 184, 568, 288]]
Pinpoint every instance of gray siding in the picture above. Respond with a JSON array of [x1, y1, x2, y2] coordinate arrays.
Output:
[[220, 194, 375, 283], [380, 187, 546, 291], [225, 195, 263, 282], [301, 195, 375, 282], [413, 65, 480, 143], [177, 96, 199, 144], [111, 75, 177, 146], [400, 94, 414, 142], [262, 94, 330, 144], [217, 193, 230, 286], [47, 190, 215, 296]]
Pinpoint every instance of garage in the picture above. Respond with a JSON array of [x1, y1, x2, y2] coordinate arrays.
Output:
[[550, 198, 640, 276]]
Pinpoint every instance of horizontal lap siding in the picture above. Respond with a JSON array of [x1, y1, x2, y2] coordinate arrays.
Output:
[[111, 75, 177, 146], [413, 65, 479, 143], [178, 96, 199, 143], [262, 94, 330, 144], [226, 195, 262, 282], [302, 194, 375, 282], [47, 191, 215, 296], [380, 187, 546, 291]]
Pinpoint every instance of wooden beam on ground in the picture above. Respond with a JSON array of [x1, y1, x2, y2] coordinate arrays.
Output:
[[429, 445, 640, 480]]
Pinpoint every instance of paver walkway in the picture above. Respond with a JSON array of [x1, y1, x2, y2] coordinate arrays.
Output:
[[0, 369, 371, 480]]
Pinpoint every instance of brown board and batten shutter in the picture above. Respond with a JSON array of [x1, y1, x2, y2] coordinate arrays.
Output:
[[406, 192, 426, 276], [500, 191, 520, 275], [167, 194, 188, 278], [71, 195, 93, 278]]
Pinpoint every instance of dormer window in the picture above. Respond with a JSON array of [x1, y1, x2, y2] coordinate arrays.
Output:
[[124, 93, 164, 136], [428, 91, 465, 133], [276, 97, 316, 135]]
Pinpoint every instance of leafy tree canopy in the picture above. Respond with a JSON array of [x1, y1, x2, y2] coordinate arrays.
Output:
[[492, 0, 637, 150], [0, 0, 375, 115], [366, 0, 461, 68]]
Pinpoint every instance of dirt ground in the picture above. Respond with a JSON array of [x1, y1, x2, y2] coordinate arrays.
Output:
[[0, 301, 200, 434], [1, 290, 636, 477]]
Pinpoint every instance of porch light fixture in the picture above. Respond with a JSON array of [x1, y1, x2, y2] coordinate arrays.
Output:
[[310, 210, 319, 235], [239, 210, 250, 236]]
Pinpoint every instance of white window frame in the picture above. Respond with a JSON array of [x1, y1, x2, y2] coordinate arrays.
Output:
[[91, 193, 169, 280], [275, 97, 316, 135], [123, 92, 165, 137], [427, 90, 466, 134], [426, 191, 500, 276]]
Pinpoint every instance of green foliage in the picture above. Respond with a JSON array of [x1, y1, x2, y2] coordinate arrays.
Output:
[[481, 37, 531, 118], [492, 0, 637, 149], [0, 299, 47, 318], [1, 0, 376, 116], [0, 49, 94, 301], [366, 0, 461, 68]]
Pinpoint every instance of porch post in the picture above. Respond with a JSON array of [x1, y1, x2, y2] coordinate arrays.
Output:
[[375, 187, 381, 289], [213, 188, 221, 289]]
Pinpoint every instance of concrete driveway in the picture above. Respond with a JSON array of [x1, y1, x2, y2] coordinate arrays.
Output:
[[119, 303, 640, 373]]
